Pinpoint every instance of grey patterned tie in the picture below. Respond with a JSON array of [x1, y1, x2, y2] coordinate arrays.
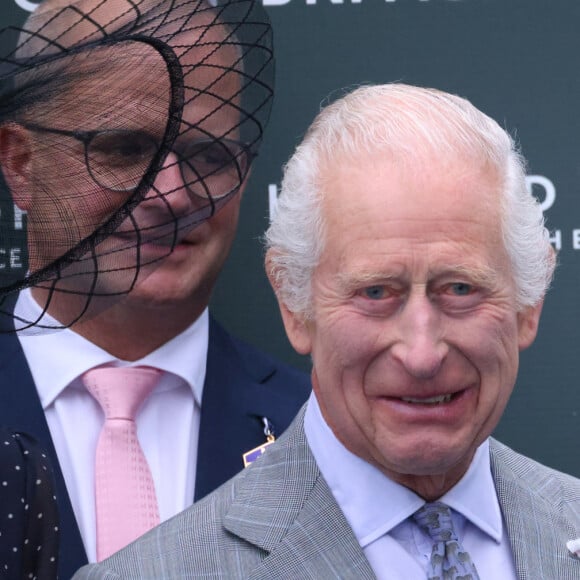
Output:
[[412, 502, 480, 580]]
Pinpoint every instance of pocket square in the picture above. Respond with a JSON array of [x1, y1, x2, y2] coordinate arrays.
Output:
[[566, 538, 580, 557]]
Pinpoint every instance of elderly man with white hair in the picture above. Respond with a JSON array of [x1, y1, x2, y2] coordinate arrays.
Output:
[[75, 83, 580, 580]]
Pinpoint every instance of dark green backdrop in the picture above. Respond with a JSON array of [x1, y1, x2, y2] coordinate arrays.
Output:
[[3, 0, 580, 476]]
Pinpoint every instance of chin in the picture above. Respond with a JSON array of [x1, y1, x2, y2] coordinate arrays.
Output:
[[377, 437, 475, 479], [125, 285, 197, 309]]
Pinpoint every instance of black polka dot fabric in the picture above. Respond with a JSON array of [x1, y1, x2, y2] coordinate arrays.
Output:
[[0, 429, 59, 579]]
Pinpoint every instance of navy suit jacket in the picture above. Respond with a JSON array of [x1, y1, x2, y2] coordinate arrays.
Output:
[[0, 315, 311, 579]]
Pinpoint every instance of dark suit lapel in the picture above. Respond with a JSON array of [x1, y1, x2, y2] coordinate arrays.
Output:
[[0, 331, 87, 578], [222, 408, 376, 579], [490, 439, 580, 580], [195, 317, 304, 500]]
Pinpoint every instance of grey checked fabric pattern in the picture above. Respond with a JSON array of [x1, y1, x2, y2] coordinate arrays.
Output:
[[413, 502, 480, 580], [71, 413, 580, 580]]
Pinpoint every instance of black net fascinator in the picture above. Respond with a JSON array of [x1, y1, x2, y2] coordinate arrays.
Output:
[[0, 0, 274, 332]]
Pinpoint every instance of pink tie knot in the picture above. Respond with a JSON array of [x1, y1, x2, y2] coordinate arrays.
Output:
[[83, 366, 161, 420]]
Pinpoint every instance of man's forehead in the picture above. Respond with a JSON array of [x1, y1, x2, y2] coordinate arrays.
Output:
[[30, 21, 241, 125], [20, 0, 223, 59], [318, 149, 504, 252], [319, 146, 501, 198], [26, 41, 168, 124]]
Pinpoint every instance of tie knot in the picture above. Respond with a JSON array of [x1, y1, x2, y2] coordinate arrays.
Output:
[[412, 502, 458, 543], [82, 366, 161, 420]]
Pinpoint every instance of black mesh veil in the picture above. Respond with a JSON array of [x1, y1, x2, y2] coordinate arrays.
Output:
[[0, 0, 274, 332]]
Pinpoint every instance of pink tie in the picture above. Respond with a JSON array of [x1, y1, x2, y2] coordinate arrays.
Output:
[[82, 365, 161, 561]]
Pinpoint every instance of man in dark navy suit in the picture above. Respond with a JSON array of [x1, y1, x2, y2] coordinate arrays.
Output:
[[0, 0, 310, 577]]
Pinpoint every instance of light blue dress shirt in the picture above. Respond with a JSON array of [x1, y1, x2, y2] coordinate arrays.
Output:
[[304, 393, 518, 579]]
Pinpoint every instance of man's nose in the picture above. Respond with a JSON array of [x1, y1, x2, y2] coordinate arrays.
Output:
[[389, 292, 448, 379], [142, 152, 197, 214]]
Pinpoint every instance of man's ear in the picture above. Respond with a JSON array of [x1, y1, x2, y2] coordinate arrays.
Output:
[[517, 299, 544, 350], [0, 122, 33, 210], [265, 250, 313, 356]]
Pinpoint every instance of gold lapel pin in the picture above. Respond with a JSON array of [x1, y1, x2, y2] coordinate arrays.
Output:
[[242, 417, 276, 467]]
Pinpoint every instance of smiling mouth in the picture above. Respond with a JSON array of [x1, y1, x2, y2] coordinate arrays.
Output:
[[400, 393, 455, 405]]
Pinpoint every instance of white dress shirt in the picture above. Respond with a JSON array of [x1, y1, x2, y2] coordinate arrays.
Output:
[[304, 393, 518, 579], [15, 288, 207, 563]]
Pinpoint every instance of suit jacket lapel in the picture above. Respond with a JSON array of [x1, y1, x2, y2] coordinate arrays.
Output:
[[490, 438, 580, 580], [0, 331, 88, 578], [220, 425, 580, 579], [247, 477, 376, 580], [223, 407, 376, 579], [195, 317, 304, 500]]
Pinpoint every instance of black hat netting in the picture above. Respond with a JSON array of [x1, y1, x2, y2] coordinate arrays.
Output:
[[0, 0, 274, 332]]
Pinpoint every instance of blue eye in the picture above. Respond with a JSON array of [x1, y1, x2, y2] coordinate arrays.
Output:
[[450, 283, 473, 296], [363, 286, 385, 300]]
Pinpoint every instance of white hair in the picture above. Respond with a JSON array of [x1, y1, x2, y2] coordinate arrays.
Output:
[[265, 83, 555, 317]]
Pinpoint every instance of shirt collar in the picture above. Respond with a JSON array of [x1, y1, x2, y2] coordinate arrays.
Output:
[[15, 288, 208, 408], [304, 392, 503, 548], [439, 438, 503, 543]]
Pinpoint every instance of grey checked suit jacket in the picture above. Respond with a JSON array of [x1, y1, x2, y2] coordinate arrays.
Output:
[[74, 404, 580, 579]]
